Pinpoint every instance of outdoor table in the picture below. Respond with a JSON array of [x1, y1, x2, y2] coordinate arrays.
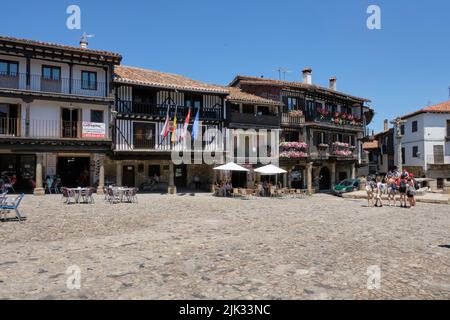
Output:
[[68, 187, 91, 203], [109, 187, 134, 202]]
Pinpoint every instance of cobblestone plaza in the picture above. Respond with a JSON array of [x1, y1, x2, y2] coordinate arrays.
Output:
[[0, 194, 449, 300]]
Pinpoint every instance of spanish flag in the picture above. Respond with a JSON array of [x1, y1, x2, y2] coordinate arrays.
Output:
[[171, 108, 177, 144]]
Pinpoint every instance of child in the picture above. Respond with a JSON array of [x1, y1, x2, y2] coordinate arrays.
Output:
[[374, 178, 384, 207], [366, 178, 376, 207]]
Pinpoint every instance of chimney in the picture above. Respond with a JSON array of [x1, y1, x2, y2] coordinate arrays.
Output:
[[384, 119, 389, 131], [302, 68, 312, 85], [329, 77, 337, 90]]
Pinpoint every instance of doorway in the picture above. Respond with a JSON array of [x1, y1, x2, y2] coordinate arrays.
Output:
[[174, 165, 187, 189], [61, 108, 80, 138], [122, 165, 135, 187], [232, 171, 248, 188], [319, 166, 331, 190], [57, 157, 90, 187]]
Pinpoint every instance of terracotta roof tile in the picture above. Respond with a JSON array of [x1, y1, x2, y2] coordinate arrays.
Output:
[[363, 141, 379, 150], [227, 87, 282, 106], [0, 35, 122, 59], [115, 66, 229, 94], [230, 75, 371, 103], [402, 100, 450, 119]]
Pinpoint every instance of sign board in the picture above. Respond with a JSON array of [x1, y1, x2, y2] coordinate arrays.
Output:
[[82, 122, 106, 139]]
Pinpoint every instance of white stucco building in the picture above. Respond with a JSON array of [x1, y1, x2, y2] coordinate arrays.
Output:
[[394, 101, 450, 189]]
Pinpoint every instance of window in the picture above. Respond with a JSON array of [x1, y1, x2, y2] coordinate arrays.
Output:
[[91, 110, 104, 123], [412, 120, 418, 133], [287, 97, 298, 111], [230, 103, 240, 113], [133, 122, 156, 149], [42, 65, 61, 81], [242, 104, 254, 114], [0, 60, 18, 76], [447, 120, 450, 137], [81, 71, 97, 90], [400, 124, 405, 135], [412, 146, 419, 158], [185, 94, 202, 109], [401, 147, 406, 164]]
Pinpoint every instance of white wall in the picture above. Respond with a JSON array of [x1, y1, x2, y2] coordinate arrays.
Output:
[[394, 113, 450, 169]]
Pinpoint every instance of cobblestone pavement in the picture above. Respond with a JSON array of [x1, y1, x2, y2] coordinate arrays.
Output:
[[0, 193, 449, 300]]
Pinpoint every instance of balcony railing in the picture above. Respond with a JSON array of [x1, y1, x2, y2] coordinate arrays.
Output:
[[308, 144, 358, 160], [281, 113, 305, 127], [116, 100, 222, 121], [0, 72, 108, 97], [229, 112, 280, 127], [427, 155, 450, 165], [0, 118, 108, 140]]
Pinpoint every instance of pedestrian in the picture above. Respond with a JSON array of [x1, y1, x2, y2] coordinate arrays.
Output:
[[407, 178, 417, 209], [398, 173, 408, 208], [366, 177, 376, 207], [374, 177, 384, 207], [193, 175, 200, 190], [387, 174, 397, 207]]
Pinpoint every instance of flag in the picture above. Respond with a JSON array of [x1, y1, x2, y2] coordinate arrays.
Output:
[[192, 108, 200, 140], [171, 107, 178, 144], [160, 106, 170, 138], [180, 108, 191, 142]]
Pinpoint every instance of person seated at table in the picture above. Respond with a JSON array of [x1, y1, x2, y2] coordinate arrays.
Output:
[[224, 182, 233, 197], [256, 182, 264, 197]]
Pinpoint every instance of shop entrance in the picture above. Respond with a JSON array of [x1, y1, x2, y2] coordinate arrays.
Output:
[[57, 157, 90, 187], [174, 165, 187, 189], [122, 165, 135, 187], [0, 154, 36, 191]]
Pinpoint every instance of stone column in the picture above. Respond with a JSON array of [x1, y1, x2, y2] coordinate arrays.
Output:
[[116, 161, 123, 186], [351, 163, 356, 179], [33, 153, 45, 196], [306, 162, 313, 194], [168, 163, 177, 194], [97, 156, 105, 193], [331, 162, 336, 187]]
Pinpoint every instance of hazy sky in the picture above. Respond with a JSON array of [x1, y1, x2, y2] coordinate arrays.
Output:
[[1, 0, 449, 132]]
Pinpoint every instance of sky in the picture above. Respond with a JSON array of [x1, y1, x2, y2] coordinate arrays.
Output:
[[1, 0, 449, 132]]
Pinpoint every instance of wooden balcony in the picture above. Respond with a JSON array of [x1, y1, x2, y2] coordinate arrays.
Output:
[[228, 112, 280, 128], [281, 113, 305, 127]]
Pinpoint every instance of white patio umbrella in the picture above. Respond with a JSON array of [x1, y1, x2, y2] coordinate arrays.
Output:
[[213, 162, 249, 172], [254, 164, 287, 175], [213, 162, 249, 188], [254, 164, 287, 186]]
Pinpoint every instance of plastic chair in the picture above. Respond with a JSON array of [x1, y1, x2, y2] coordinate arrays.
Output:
[[1, 193, 25, 221]]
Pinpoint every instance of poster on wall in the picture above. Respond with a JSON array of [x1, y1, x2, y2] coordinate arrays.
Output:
[[82, 122, 106, 139]]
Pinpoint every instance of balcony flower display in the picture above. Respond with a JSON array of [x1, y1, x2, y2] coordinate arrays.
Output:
[[331, 142, 353, 157], [280, 142, 308, 150], [280, 151, 308, 159], [289, 110, 304, 117], [280, 141, 308, 159], [317, 107, 330, 120]]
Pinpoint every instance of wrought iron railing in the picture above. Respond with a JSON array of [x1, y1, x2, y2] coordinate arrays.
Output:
[[0, 72, 108, 97], [0, 118, 108, 139]]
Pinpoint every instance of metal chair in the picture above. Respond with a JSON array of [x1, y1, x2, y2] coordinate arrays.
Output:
[[1, 193, 25, 222]]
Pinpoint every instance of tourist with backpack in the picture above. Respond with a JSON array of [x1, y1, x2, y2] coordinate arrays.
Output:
[[387, 174, 398, 207]]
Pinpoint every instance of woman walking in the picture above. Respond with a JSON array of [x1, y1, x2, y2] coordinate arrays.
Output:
[[366, 177, 376, 207], [374, 177, 384, 207]]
